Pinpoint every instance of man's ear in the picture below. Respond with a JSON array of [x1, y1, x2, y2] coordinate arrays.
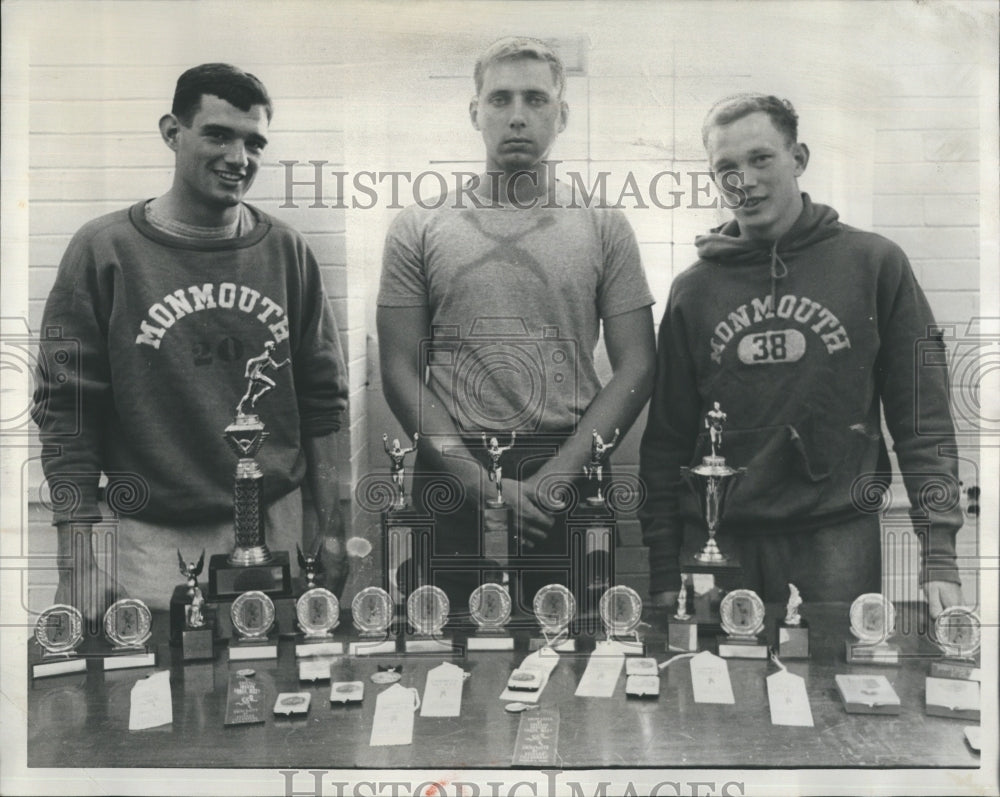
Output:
[[792, 141, 810, 176], [158, 113, 182, 151], [469, 97, 480, 131], [557, 100, 568, 133]]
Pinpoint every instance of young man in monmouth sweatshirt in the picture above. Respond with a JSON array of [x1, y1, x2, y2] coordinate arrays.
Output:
[[639, 93, 965, 617]]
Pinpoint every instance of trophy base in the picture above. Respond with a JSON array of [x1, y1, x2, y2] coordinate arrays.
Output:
[[925, 676, 980, 721], [717, 634, 768, 659], [482, 505, 514, 563], [485, 498, 506, 509], [467, 632, 515, 651], [102, 647, 157, 671], [349, 636, 398, 656], [229, 636, 278, 661], [930, 658, 981, 681], [294, 639, 344, 658], [32, 655, 88, 679], [209, 551, 292, 599], [181, 626, 216, 662], [529, 636, 576, 652], [404, 635, 453, 653], [776, 619, 810, 659], [845, 640, 900, 665], [585, 496, 606, 507], [666, 618, 698, 653]]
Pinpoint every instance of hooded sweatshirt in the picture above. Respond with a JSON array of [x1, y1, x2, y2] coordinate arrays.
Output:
[[639, 194, 962, 593]]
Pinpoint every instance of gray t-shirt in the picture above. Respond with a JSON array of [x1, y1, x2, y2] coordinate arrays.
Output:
[[378, 182, 654, 434]]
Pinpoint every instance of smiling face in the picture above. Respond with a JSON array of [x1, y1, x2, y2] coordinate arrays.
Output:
[[470, 57, 567, 176], [161, 93, 269, 225], [706, 111, 808, 242]]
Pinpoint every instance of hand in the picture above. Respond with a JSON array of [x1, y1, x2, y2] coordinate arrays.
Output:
[[649, 590, 678, 609], [503, 476, 555, 550], [55, 524, 125, 623], [925, 580, 965, 619]]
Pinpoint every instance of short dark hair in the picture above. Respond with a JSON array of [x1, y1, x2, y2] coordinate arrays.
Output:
[[702, 93, 799, 148], [171, 63, 273, 126], [474, 37, 566, 98]]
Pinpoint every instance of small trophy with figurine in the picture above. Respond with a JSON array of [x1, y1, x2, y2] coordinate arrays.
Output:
[[666, 577, 698, 653], [776, 582, 810, 659], [381, 432, 422, 607], [584, 428, 620, 506], [481, 432, 517, 595]]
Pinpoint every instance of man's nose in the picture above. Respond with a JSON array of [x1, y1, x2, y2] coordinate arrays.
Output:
[[508, 97, 527, 128], [224, 139, 249, 167]]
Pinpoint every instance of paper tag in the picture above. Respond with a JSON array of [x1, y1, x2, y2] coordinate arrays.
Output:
[[369, 683, 420, 746], [511, 708, 560, 766], [574, 640, 625, 698], [128, 670, 172, 730], [420, 661, 466, 717], [690, 651, 734, 704], [766, 670, 814, 726], [691, 574, 715, 596]]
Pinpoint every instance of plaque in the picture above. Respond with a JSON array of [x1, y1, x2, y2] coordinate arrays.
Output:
[[666, 578, 698, 653], [405, 584, 452, 652], [834, 674, 901, 715], [229, 590, 278, 660], [925, 676, 980, 721], [349, 586, 397, 655], [930, 606, 981, 681], [598, 585, 645, 654], [717, 589, 767, 659], [273, 692, 311, 717], [294, 587, 343, 657], [845, 593, 899, 665], [101, 599, 156, 670], [467, 583, 514, 650], [625, 674, 660, 698], [330, 680, 365, 704], [224, 669, 266, 725], [530, 584, 577, 652], [776, 582, 810, 659], [32, 604, 87, 678]]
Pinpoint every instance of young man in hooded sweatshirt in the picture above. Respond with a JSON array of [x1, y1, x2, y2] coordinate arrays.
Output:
[[638, 94, 965, 617]]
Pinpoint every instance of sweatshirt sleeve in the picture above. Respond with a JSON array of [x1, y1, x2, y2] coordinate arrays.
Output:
[[638, 281, 703, 593], [31, 231, 113, 524], [874, 244, 963, 585], [292, 238, 349, 437]]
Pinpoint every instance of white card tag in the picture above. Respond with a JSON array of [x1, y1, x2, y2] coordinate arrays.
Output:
[[369, 683, 421, 746], [420, 661, 467, 717], [690, 651, 734, 704], [129, 670, 172, 730], [691, 574, 715, 596], [574, 640, 625, 698], [766, 670, 814, 726]]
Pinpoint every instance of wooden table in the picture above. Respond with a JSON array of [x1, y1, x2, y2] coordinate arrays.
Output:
[[27, 602, 979, 769]]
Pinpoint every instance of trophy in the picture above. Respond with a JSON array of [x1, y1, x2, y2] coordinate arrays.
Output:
[[666, 577, 698, 653], [294, 587, 343, 657], [180, 586, 216, 661], [31, 604, 87, 678], [467, 583, 514, 650], [100, 598, 156, 670], [170, 548, 207, 648], [929, 606, 981, 680], [480, 433, 517, 592], [381, 432, 424, 607], [405, 584, 452, 652], [296, 540, 324, 591], [530, 584, 577, 651], [845, 593, 899, 664], [574, 428, 620, 620], [229, 590, 278, 660], [716, 588, 767, 659], [208, 342, 293, 600], [598, 585, 644, 654], [384, 432, 418, 509], [349, 586, 397, 655], [679, 403, 745, 631], [775, 583, 810, 659], [584, 428, 620, 506]]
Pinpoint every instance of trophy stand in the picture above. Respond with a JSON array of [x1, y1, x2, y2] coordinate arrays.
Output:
[[666, 579, 698, 653], [179, 587, 216, 662], [568, 501, 616, 629], [679, 403, 745, 634]]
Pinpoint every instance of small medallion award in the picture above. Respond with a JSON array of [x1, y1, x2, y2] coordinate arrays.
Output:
[[468, 583, 514, 650], [32, 604, 87, 678], [845, 593, 899, 665], [531, 584, 577, 651], [405, 585, 452, 652], [925, 606, 981, 720], [776, 583, 810, 659], [229, 590, 278, 660], [717, 589, 767, 659], [349, 586, 397, 655], [101, 598, 156, 670], [294, 587, 342, 657], [598, 585, 645, 654]]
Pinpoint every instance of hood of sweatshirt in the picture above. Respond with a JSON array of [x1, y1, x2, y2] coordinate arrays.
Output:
[[694, 194, 842, 306]]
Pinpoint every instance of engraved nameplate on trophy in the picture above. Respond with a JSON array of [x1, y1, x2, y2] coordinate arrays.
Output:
[[599, 585, 645, 655], [100, 599, 156, 670], [405, 585, 452, 653], [349, 586, 397, 656], [229, 590, 278, 660], [32, 604, 87, 678], [717, 589, 767, 659], [845, 593, 899, 665], [666, 577, 698, 653], [467, 583, 514, 650], [679, 403, 745, 632], [294, 587, 343, 658], [530, 584, 577, 652], [929, 606, 981, 681], [776, 582, 810, 659]]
